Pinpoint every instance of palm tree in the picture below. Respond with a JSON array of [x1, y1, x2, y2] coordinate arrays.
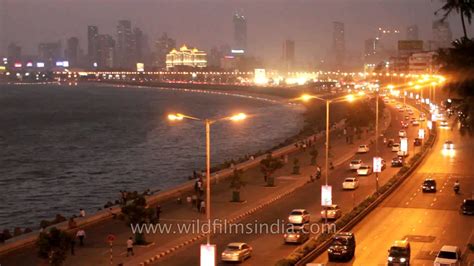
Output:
[[229, 169, 245, 202], [436, 0, 474, 39], [260, 153, 284, 187]]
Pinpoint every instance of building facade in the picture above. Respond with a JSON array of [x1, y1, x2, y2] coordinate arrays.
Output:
[[408, 51, 437, 74], [87, 25, 99, 65], [116, 20, 133, 68], [432, 21, 452, 50], [406, 25, 419, 40], [332, 21, 345, 69], [65, 37, 79, 67], [282, 39, 295, 71], [233, 12, 247, 53], [154, 33, 176, 69], [166, 45, 207, 70]]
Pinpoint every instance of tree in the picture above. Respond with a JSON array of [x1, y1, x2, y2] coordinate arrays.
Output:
[[435, 0, 474, 39], [37, 227, 72, 266], [260, 153, 284, 187], [229, 169, 246, 202], [309, 147, 319, 165], [121, 195, 155, 244]]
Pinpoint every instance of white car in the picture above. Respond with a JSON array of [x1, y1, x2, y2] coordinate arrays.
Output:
[[349, 159, 363, 170], [357, 144, 370, 153], [443, 140, 454, 150], [320, 205, 342, 219], [412, 120, 419, 126], [342, 177, 359, 190], [357, 164, 372, 176], [288, 209, 310, 224], [434, 245, 461, 266], [397, 150, 408, 157], [391, 143, 400, 152], [221, 242, 252, 262], [398, 130, 407, 137], [440, 120, 449, 127]]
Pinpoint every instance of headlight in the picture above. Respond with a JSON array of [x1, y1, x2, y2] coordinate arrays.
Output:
[[400, 257, 406, 263], [388, 256, 393, 262], [431, 186, 435, 189]]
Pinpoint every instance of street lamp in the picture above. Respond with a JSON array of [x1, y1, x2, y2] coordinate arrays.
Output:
[[168, 112, 247, 248]]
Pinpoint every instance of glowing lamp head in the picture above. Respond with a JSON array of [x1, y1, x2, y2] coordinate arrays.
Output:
[[229, 113, 247, 121], [346, 94, 355, 102], [168, 114, 184, 121], [299, 94, 314, 102], [387, 84, 395, 90]]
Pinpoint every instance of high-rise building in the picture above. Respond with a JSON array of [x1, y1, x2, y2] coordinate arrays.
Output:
[[233, 12, 247, 53], [96, 34, 115, 69], [116, 20, 133, 68], [282, 40, 295, 71], [7, 42, 21, 62], [166, 44, 207, 70], [154, 33, 176, 69], [406, 25, 419, 40], [87, 26, 99, 64], [1, 0, 7, 55], [432, 21, 452, 50], [132, 27, 145, 63], [65, 37, 79, 67], [332, 21, 345, 69], [38, 41, 62, 67]]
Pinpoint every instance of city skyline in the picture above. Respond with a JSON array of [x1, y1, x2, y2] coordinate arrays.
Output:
[[1, 0, 473, 66]]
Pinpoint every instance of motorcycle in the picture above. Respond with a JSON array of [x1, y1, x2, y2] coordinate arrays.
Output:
[[454, 184, 460, 194]]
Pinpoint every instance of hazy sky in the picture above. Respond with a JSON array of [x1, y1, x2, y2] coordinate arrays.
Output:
[[2, 0, 473, 64]]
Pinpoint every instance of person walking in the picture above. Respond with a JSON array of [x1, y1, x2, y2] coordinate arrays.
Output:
[[79, 208, 86, 217], [126, 237, 134, 257], [200, 200, 206, 214], [70, 237, 76, 255], [76, 229, 86, 246], [156, 205, 162, 222]]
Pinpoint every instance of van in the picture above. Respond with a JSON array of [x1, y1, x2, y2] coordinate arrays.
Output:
[[388, 240, 410, 265]]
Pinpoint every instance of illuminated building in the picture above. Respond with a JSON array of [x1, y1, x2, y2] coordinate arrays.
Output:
[[166, 45, 207, 70], [282, 40, 295, 71], [96, 34, 115, 69], [233, 12, 247, 53], [408, 51, 437, 74]]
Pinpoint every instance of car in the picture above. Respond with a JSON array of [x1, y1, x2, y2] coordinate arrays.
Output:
[[221, 242, 252, 262], [357, 144, 369, 153], [283, 227, 310, 244], [422, 178, 437, 192], [387, 138, 395, 147], [288, 209, 310, 224], [419, 116, 425, 121], [357, 164, 372, 176], [399, 130, 407, 137], [404, 115, 410, 120], [328, 232, 356, 261], [342, 177, 359, 190], [321, 205, 342, 220], [408, 110, 414, 115], [444, 140, 454, 150], [401, 121, 409, 128], [440, 120, 449, 127], [412, 120, 419, 126], [413, 138, 422, 146], [387, 240, 411, 265], [391, 143, 400, 152], [434, 245, 461, 266], [391, 157, 403, 167], [460, 199, 474, 215], [397, 150, 408, 157], [349, 159, 363, 170]]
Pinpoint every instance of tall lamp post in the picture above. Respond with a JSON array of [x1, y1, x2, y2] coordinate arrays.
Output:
[[168, 112, 247, 259]]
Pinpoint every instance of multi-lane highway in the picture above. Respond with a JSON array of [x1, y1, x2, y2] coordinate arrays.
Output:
[[155, 102, 426, 265], [312, 113, 474, 265]]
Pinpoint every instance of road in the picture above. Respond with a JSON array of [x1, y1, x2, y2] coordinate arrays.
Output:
[[311, 114, 474, 265], [154, 103, 425, 265]]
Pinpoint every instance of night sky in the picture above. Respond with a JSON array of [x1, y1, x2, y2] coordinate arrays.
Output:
[[2, 0, 473, 64]]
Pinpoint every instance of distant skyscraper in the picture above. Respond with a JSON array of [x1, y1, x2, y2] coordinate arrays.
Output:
[[38, 41, 62, 67], [87, 26, 99, 64], [233, 12, 247, 53], [7, 42, 21, 62], [406, 25, 419, 40], [282, 40, 295, 71], [65, 37, 79, 67], [154, 33, 176, 68], [132, 27, 145, 63], [432, 21, 452, 50], [332, 21, 345, 69], [117, 20, 133, 68], [1, 0, 7, 55], [96, 34, 115, 69]]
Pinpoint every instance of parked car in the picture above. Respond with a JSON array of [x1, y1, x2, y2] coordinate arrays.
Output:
[[327, 232, 356, 261], [349, 159, 363, 170], [460, 199, 474, 215], [413, 138, 422, 146], [357, 144, 370, 153], [434, 245, 461, 266], [444, 140, 454, 150], [392, 143, 400, 152], [283, 227, 310, 244], [401, 122, 409, 129], [288, 209, 310, 224], [342, 177, 359, 190], [387, 240, 410, 266], [357, 164, 372, 176], [399, 130, 407, 137], [412, 120, 419, 126], [440, 120, 449, 127], [422, 178, 437, 193], [391, 157, 403, 167], [321, 205, 342, 220], [221, 242, 252, 262]]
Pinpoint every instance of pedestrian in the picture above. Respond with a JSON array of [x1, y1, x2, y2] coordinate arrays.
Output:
[[70, 237, 76, 255], [196, 198, 201, 211], [79, 208, 86, 217], [76, 229, 86, 246], [200, 200, 206, 214], [156, 205, 161, 222], [126, 237, 134, 257]]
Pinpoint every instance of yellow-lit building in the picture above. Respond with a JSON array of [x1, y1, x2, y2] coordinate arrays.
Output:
[[166, 45, 207, 70]]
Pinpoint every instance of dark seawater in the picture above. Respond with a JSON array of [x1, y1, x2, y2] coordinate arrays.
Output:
[[0, 83, 303, 229]]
